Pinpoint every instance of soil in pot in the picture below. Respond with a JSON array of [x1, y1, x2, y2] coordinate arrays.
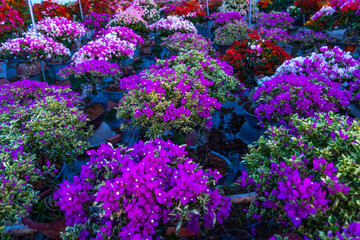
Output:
[[84, 103, 105, 120], [22, 189, 66, 240], [105, 85, 124, 92], [187, 149, 228, 176], [243, 101, 256, 115]]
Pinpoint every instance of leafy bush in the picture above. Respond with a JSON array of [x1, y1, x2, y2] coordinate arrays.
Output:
[[116, 65, 222, 138], [55, 140, 231, 240], [161, 33, 215, 55], [239, 112, 360, 238], [155, 50, 244, 103], [214, 20, 250, 45], [253, 73, 351, 125]]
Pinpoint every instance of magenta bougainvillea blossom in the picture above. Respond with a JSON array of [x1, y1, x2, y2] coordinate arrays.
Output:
[[55, 139, 231, 240], [240, 112, 360, 238]]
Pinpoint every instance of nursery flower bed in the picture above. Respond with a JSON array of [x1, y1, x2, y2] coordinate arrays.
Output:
[[1, 1, 360, 240]]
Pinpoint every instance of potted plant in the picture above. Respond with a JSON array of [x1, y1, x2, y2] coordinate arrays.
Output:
[[239, 112, 360, 239], [60, 60, 123, 127], [213, 20, 250, 53], [117, 66, 224, 139], [54, 139, 231, 239], [165, 0, 207, 26], [289, 30, 331, 55], [149, 15, 198, 37], [0, 35, 70, 79], [0, 0, 24, 43], [219, 0, 258, 16], [252, 11, 296, 30], [0, 80, 92, 239], [106, 8, 149, 36], [222, 30, 291, 88], [160, 32, 215, 57], [71, 34, 135, 66], [209, 11, 244, 30], [95, 26, 144, 64], [155, 50, 245, 103], [82, 12, 110, 39], [36, 16, 87, 49], [125, 0, 161, 24], [253, 73, 352, 126]]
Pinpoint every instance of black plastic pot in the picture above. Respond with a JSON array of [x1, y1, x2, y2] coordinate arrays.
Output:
[[241, 101, 261, 128]]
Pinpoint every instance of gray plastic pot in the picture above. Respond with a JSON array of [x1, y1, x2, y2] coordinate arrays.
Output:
[[47, 61, 70, 81], [241, 101, 261, 128]]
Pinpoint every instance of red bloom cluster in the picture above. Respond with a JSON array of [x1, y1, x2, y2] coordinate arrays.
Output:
[[0, 0, 24, 42], [169, 0, 207, 23], [222, 31, 291, 85], [295, 0, 323, 16], [33, 0, 72, 21]]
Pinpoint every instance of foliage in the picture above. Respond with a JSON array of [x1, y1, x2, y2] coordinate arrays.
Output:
[[219, 0, 258, 16], [116, 66, 222, 138], [161, 32, 215, 55], [239, 112, 360, 238], [155, 50, 245, 103], [289, 30, 331, 50], [214, 20, 250, 45], [55, 140, 231, 240]]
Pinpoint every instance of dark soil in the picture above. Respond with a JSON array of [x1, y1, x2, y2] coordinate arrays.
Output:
[[84, 103, 105, 120], [187, 149, 229, 176], [243, 101, 255, 115], [105, 85, 124, 92]]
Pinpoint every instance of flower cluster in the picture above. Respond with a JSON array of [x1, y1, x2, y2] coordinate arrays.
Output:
[[321, 222, 360, 240], [294, 0, 322, 16], [214, 20, 250, 45], [55, 140, 231, 240], [161, 33, 214, 55], [33, 0, 72, 21], [36, 17, 87, 46], [117, 66, 222, 138], [107, 8, 148, 33], [71, 34, 135, 65], [219, 0, 258, 16], [82, 12, 110, 30], [7, 0, 31, 25], [0, 80, 92, 237], [253, 11, 295, 30], [257, 0, 273, 11], [95, 26, 144, 48], [0, 35, 70, 63], [258, 27, 292, 44], [126, 0, 160, 22], [155, 50, 245, 103], [0, 145, 41, 233], [167, 0, 207, 24], [149, 16, 198, 36], [0, 0, 24, 42], [240, 112, 360, 238], [209, 11, 244, 28], [274, 46, 359, 83], [311, 5, 336, 20], [253, 73, 351, 124], [60, 60, 122, 88], [223, 31, 291, 87], [290, 30, 331, 50]]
